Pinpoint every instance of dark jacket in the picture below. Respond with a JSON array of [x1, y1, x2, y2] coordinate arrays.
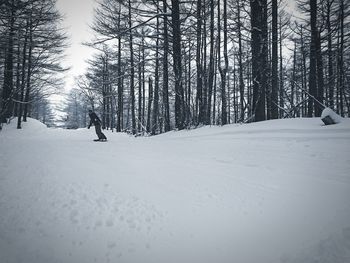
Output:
[[88, 112, 101, 127]]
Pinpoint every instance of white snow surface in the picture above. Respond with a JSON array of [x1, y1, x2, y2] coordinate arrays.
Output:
[[1, 118, 350, 263]]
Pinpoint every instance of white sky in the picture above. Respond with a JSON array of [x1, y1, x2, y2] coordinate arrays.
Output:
[[56, 0, 97, 93]]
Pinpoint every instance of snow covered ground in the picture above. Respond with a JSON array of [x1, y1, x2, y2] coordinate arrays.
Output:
[[1, 117, 350, 263]]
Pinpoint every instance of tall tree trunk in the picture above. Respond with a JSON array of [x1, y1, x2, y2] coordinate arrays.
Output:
[[102, 57, 107, 129], [261, 0, 268, 120], [213, 42, 218, 124], [17, 20, 29, 129], [171, 0, 185, 129], [291, 41, 297, 115], [315, 30, 324, 117], [104, 56, 110, 129], [14, 32, 21, 118], [202, 1, 208, 125], [23, 20, 33, 122], [128, 0, 136, 134], [1, 0, 15, 123], [337, 0, 344, 116], [138, 45, 142, 133], [152, 11, 160, 135], [300, 25, 308, 117], [250, 0, 266, 121], [227, 69, 231, 123], [271, 0, 279, 119], [279, 15, 284, 117], [237, 0, 245, 122], [218, 0, 228, 125], [117, 4, 123, 132], [326, 0, 334, 109], [222, 0, 228, 124], [248, 59, 252, 118], [217, 0, 221, 124], [196, 0, 203, 124], [146, 77, 153, 133], [142, 34, 146, 129], [233, 57, 238, 122], [308, 0, 318, 117], [163, 0, 170, 132], [207, 0, 215, 125], [187, 38, 192, 125], [117, 33, 123, 132]]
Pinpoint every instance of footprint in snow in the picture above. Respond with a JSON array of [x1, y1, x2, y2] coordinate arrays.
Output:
[[107, 242, 116, 249], [70, 209, 79, 224], [95, 220, 103, 228], [105, 218, 114, 227]]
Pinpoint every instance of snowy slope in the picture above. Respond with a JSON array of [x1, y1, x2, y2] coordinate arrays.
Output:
[[0, 118, 350, 263]]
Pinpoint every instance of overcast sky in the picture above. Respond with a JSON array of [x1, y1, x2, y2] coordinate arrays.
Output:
[[56, 0, 97, 92]]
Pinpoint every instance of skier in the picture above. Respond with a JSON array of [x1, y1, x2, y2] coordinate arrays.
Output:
[[88, 110, 107, 141]]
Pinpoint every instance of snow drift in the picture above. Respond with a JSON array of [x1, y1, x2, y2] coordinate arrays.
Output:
[[1, 117, 350, 263], [321, 107, 343, 125]]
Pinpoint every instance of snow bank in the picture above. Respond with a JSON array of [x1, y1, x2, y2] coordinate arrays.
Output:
[[1, 117, 350, 263], [1, 117, 48, 135], [321, 107, 343, 125]]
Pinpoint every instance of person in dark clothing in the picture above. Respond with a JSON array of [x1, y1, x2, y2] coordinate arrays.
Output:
[[88, 110, 107, 141]]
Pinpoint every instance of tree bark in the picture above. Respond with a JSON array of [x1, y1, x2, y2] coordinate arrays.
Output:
[[250, 0, 267, 121], [17, 20, 29, 129], [206, 0, 215, 125], [271, 0, 279, 119], [146, 77, 153, 133], [171, 0, 185, 129], [163, 0, 170, 132], [337, 0, 344, 116], [128, 0, 136, 134], [196, 0, 203, 124], [23, 18, 33, 122], [237, 0, 245, 122], [326, 0, 334, 109], [116, 3, 123, 132], [138, 45, 142, 133], [279, 15, 284, 117], [152, 11, 160, 135], [308, 0, 318, 117], [315, 30, 324, 117], [1, 0, 15, 123]]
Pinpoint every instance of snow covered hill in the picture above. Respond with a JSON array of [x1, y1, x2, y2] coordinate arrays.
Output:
[[1, 118, 350, 263]]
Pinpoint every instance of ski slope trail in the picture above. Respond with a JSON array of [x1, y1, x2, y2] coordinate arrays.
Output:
[[1, 118, 350, 263]]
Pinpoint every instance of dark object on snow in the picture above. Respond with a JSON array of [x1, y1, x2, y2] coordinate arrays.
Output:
[[88, 110, 107, 140], [321, 115, 336, 125]]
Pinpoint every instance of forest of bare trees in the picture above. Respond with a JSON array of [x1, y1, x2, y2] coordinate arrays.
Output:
[[1, 0, 349, 134], [0, 0, 67, 128]]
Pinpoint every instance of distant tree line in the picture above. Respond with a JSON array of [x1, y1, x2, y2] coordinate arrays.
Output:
[[1, 0, 349, 133], [0, 0, 67, 129], [69, 0, 349, 135]]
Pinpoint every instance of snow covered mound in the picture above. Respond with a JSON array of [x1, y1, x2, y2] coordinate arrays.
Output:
[[0, 118, 350, 263], [1, 117, 48, 136], [321, 107, 343, 125]]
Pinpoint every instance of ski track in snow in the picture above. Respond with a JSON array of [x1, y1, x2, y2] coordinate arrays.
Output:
[[0, 118, 350, 263]]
